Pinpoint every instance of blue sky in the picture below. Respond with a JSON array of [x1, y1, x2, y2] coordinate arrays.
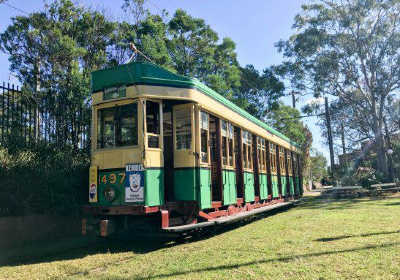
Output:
[[0, 0, 329, 162]]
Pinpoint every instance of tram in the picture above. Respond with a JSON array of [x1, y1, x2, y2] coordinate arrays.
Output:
[[82, 61, 303, 236]]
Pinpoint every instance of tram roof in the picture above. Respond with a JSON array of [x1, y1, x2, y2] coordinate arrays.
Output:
[[91, 61, 301, 149]]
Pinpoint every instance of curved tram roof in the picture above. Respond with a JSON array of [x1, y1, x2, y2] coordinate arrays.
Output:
[[91, 61, 301, 150]]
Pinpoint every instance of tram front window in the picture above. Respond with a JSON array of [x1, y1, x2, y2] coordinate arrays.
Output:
[[97, 103, 138, 149]]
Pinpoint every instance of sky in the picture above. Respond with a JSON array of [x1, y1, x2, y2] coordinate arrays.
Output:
[[0, 0, 330, 163]]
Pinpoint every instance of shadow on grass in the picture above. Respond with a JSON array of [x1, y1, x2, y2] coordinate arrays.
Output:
[[384, 201, 400, 206], [299, 195, 400, 211], [315, 230, 400, 242], [117, 241, 400, 280], [1, 204, 295, 267]]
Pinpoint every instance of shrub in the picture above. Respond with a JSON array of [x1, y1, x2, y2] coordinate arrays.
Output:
[[0, 141, 90, 217]]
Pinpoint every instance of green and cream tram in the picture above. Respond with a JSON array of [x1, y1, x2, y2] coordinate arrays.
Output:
[[82, 61, 303, 236]]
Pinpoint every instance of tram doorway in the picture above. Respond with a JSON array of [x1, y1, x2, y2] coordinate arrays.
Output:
[[234, 127, 244, 202], [162, 102, 174, 201], [209, 115, 223, 203]]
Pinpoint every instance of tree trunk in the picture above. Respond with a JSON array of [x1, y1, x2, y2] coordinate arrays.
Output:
[[373, 116, 388, 174]]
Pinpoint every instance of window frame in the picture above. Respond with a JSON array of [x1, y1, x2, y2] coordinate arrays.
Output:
[[221, 120, 235, 168], [242, 130, 253, 171], [200, 110, 210, 164], [95, 100, 139, 151], [145, 99, 163, 150], [287, 151, 293, 176], [279, 146, 286, 175], [174, 104, 194, 152], [293, 153, 298, 175], [269, 142, 277, 174], [227, 122, 235, 168], [257, 137, 267, 173]]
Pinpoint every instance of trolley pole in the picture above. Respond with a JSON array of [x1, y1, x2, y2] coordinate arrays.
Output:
[[325, 97, 335, 171]]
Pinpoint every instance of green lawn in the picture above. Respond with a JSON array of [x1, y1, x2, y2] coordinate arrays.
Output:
[[1, 195, 399, 279]]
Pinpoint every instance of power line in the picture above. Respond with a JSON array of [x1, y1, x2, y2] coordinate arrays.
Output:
[[280, 114, 324, 121], [1, 2, 30, 15], [147, 0, 185, 31]]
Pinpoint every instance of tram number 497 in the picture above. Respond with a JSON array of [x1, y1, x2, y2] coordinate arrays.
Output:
[[100, 173, 126, 185]]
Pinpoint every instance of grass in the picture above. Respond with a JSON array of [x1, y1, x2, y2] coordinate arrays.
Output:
[[0, 195, 399, 279]]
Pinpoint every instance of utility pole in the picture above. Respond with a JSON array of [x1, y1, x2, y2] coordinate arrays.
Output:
[[291, 91, 296, 108], [325, 97, 335, 170], [341, 122, 347, 167], [34, 58, 41, 141], [384, 117, 395, 182]]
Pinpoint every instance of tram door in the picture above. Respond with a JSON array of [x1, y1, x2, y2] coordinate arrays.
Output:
[[163, 102, 174, 201], [172, 103, 197, 201], [209, 115, 222, 202], [234, 127, 244, 202]]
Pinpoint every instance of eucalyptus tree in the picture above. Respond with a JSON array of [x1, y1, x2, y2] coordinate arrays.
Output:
[[276, 0, 400, 174]]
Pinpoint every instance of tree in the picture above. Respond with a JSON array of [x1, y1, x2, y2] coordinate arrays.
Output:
[[0, 0, 115, 147], [276, 0, 400, 174], [264, 102, 313, 176], [233, 65, 285, 119], [167, 9, 241, 97], [310, 149, 328, 183], [265, 102, 306, 145]]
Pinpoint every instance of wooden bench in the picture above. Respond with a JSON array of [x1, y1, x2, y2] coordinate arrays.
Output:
[[370, 183, 399, 195], [326, 186, 363, 197]]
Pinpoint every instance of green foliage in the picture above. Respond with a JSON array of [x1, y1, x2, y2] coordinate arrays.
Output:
[[112, 5, 285, 114], [265, 102, 306, 145], [233, 65, 285, 119], [0, 0, 116, 147], [276, 0, 400, 174], [356, 170, 386, 188], [0, 142, 89, 217], [264, 102, 313, 176], [309, 150, 328, 183], [392, 141, 400, 180]]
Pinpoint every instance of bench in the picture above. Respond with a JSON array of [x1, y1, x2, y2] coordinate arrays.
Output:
[[370, 183, 399, 194], [324, 186, 364, 197]]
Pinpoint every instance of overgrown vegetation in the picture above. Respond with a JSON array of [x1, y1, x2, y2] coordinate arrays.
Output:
[[0, 141, 89, 217]]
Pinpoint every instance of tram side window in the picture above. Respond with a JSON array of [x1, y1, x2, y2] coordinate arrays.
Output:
[[228, 123, 234, 167], [221, 120, 228, 166], [293, 154, 298, 175], [279, 147, 286, 175], [287, 152, 293, 175], [242, 130, 252, 169], [146, 101, 160, 148], [270, 143, 277, 174], [175, 108, 192, 150], [258, 138, 266, 172], [200, 111, 209, 163], [97, 103, 138, 149]]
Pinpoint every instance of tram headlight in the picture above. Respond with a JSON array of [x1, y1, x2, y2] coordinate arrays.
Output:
[[104, 187, 116, 202]]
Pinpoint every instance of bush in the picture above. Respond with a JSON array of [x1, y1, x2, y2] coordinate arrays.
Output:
[[0, 141, 90, 217], [356, 169, 386, 188]]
